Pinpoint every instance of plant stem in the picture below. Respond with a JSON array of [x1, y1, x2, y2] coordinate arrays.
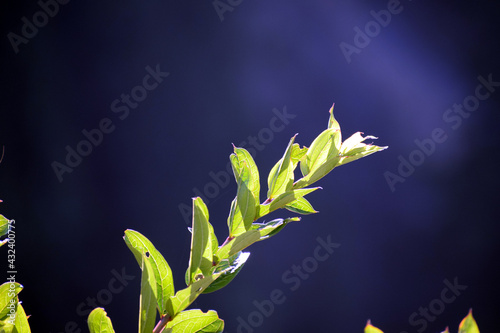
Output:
[[220, 236, 234, 248], [153, 314, 171, 333]]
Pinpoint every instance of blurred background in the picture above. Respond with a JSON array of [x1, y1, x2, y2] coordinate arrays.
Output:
[[1, 0, 499, 332]]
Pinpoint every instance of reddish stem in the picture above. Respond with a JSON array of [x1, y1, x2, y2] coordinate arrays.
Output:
[[153, 314, 171, 333]]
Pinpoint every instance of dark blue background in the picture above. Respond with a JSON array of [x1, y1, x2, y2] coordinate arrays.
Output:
[[1, 0, 499, 332]]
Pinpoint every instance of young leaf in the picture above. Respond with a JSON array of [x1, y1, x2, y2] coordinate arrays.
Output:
[[0, 282, 23, 318], [364, 320, 383, 333], [228, 163, 256, 236], [13, 302, 31, 333], [226, 198, 241, 237], [0, 215, 9, 238], [267, 135, 296, 199], [216, 218, 300, 259], [124, 230, 174, 316], [327, 103, 341, 132], [285, 196, 318, 215], [167, 272, 223, 316], [87, 308, 115, 333], [300, 128, 340, 177], [164, 309, 224, 333], [251, 217, 300, 240], [290, 143, 308, 170], [232, 147, 260, 205], [336, 132, 388, 167], [256, 187, 320, 219], [0, 315, 15, 333], [215, 231, 260, 260], [294, 153, 341, 189], [203, 252, 250, 294], [208, 222, 219, 259], [139, 252, 158, 333], [458, 309, 479, 333], [187, 197, 214, 284]]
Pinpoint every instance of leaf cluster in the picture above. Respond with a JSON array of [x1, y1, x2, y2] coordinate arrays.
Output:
[[1, 105, 404, 333], [87, 105, 387, 332]]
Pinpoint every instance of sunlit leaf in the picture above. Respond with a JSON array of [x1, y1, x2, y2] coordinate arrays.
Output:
[[87, 308, 115, 333], [208, 222, 219, 259], [124, 230, 174, 316], [328, 103, 341, 132], [0, 215, 9, 238], [216, 218, 300, 259], [13, 302, 31, 333], [187, 197, 213, 285], [139, 252, 157, 333], [164, 309, 224, 333], [336, 132, 388, 167], [285, 196, 318, 215], [300, 128, 340, 177], [257, 187, 320, 219], [364, 320, 383, 333], [232, 163, 256, 236], [203, 252, 250, 294], [215, 232, 260, 260], [458, 309, 480, 333], [290, 144, 308, 170], [228, 148, 259, 236], [167, 273, 223, 316], [251, 217, 300, 240], [0, 282, 22, 318], [294, 154, 341, 189], [296, 129, 341, 188], [0, 313, 15, 333], [233, 147, 260, 206], [267, 135, 296, 199]]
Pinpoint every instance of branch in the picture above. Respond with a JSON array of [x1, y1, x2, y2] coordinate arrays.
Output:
[[153, 314, 171, 333]]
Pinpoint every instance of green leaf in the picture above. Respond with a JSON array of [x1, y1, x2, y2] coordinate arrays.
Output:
[[208, 222, 219, 259], [216, 218, 300, 260], [285, 196, 318, 215], [88, 308, 115, 333], [336, 132, 387, 167], [139, 252, 157, 333], [290, 143, 308, 170], [364, 320, 383, 333], [167, 273, 223, 316], [327, 103, 341, 132], [458, 309, 479, 333], [0, 282, 22, 318], [215, 232, 260, 260], [0, 215, 10, 247], [187, 197, 214, 285], [226, 199, 240, 237], [256, 187, 320, 219], [294, 154, 341, 189], [267, 135, 296, 199], [203, 252, 250, 294], [228, 148, 260, 236], [232, 147, 260, 205], [250, 217, 300, 240], [300, 128, 340, 177], [164, 309, 224, 333], [0, 215, 9, 237], [13, 302, 31, 333], [0, 312, 15, 333], [124, 230, 174, 316], [228, 163, 256, 237]]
